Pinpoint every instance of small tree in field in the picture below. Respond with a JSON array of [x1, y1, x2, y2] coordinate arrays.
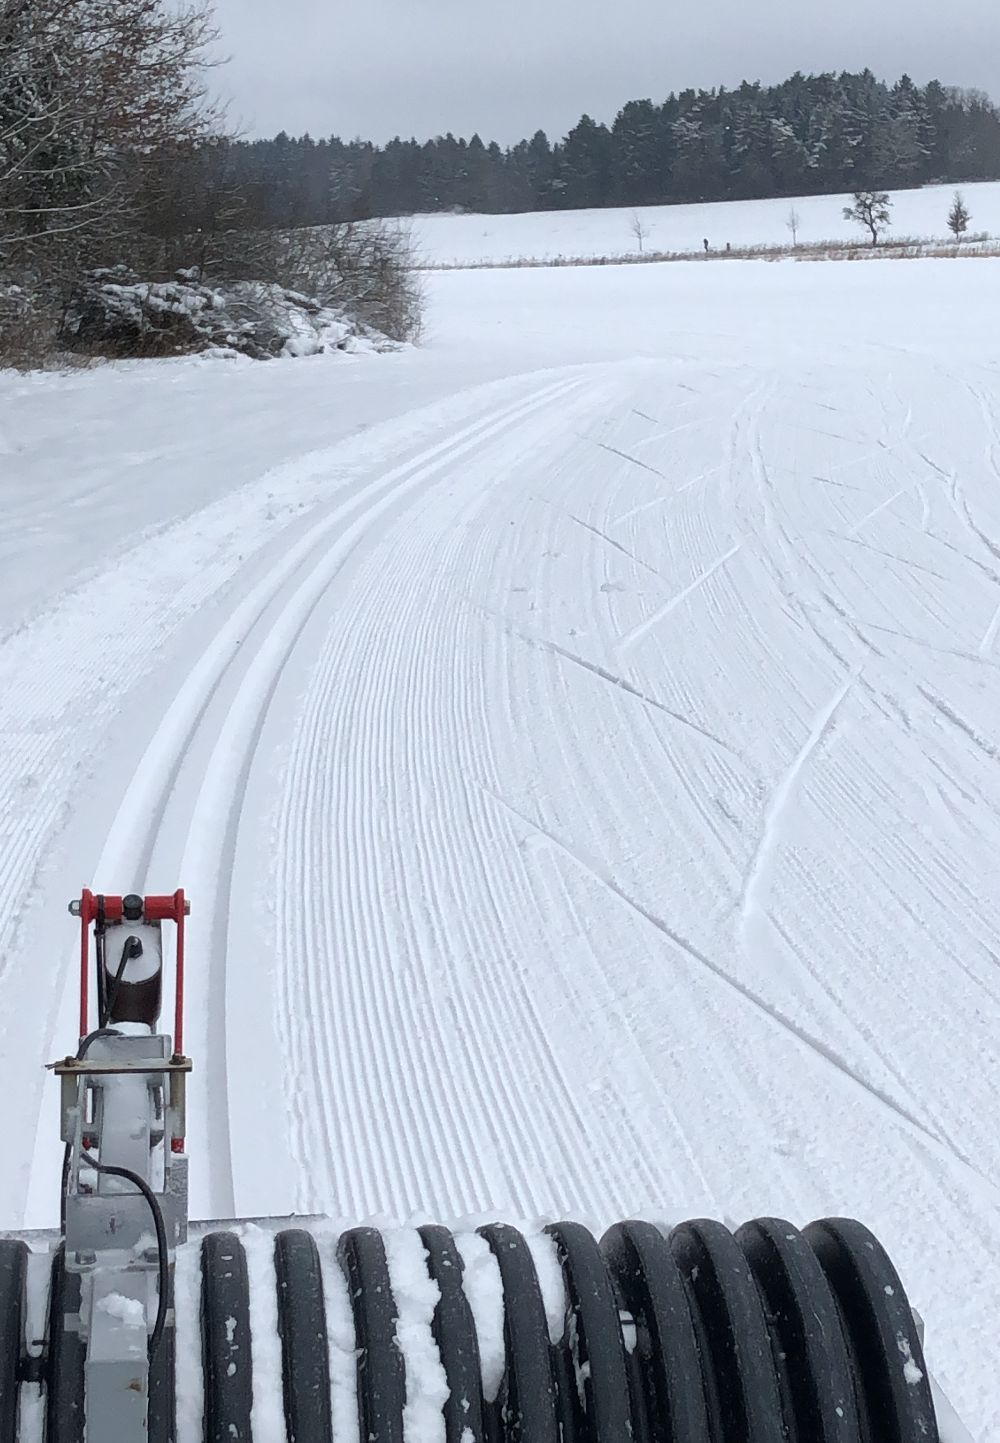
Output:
[[630, 211, 649, 254], [947, 191, 971, 241], [843, 190, 893, 247], [786, 206, 801, 246]]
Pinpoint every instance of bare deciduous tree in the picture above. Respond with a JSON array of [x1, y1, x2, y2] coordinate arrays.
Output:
[[786, 206, 801, 246], [629, 211, 648, 254], [842, 190, 893, 247], [277, 221, 424, 342]]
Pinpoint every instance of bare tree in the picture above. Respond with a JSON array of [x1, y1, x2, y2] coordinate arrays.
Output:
[[134, 138, 264, 280], [786, 206, 801, 247], [629, 211, 649, 254], [0, 0, 223, 286], [947, 191, 970, 242], [276, 221, 423, 342], [842, 190, 893, 247]]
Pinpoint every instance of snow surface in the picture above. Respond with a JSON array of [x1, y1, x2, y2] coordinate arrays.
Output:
[[406, 179, 1000, 266], [1, 250, 999, 1439]]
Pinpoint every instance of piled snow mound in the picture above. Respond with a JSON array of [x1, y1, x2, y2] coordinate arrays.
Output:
[[59, 267, 400, 361]]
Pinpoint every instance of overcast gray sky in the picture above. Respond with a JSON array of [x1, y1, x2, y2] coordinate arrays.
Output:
[[209, 0, 999, 145]]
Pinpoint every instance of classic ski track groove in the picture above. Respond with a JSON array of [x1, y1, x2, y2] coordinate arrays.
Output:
[[275, 379, 615, 1219]]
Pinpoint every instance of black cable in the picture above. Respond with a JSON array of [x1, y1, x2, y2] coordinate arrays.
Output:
[[100, 953, 127, 1031], [76, 1028, 123, 1061], [80, 1151, 169, 1362], [64, 938, 171, 1364], [102, 935, 142, 1028], [94, 897, 107, 1027], [60, 1028, 124, 1232], [59, 1142, 71, 1235], [68, 1030, 169, 1360]]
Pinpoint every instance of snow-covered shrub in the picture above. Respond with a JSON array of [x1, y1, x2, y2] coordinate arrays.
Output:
[[276, 222, 424, 343], [57, 269, 402, 360]]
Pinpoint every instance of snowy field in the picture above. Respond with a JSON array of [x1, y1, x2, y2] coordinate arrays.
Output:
[[406, 178, 1000, 265], [2, 255, 1000, 1437]]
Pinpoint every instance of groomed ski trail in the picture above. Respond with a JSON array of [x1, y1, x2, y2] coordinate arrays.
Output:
[[2, 253, 1000, 1437]]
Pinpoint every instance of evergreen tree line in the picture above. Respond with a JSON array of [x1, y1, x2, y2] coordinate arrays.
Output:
[[226, 71, 1000, 227]]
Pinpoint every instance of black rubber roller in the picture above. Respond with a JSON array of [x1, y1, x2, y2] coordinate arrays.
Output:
[[201, 1231, 253, 1443], [338, 1227, 406, 1443], [418, 1225, 486, 1443], [0, 1241, 27, 1443], [19, 1214, 943, 1443], [804, 1218, 939, 1443], [478, 1223, 560, 1443], [670, 1218, 787, 1442], [45, 1245, 85, 1443], [736, 1217, 860, 1442], [545, 1222, 632, 1443], [601, 1220, 710, 1443], [275, 1230, 333, 1443]]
